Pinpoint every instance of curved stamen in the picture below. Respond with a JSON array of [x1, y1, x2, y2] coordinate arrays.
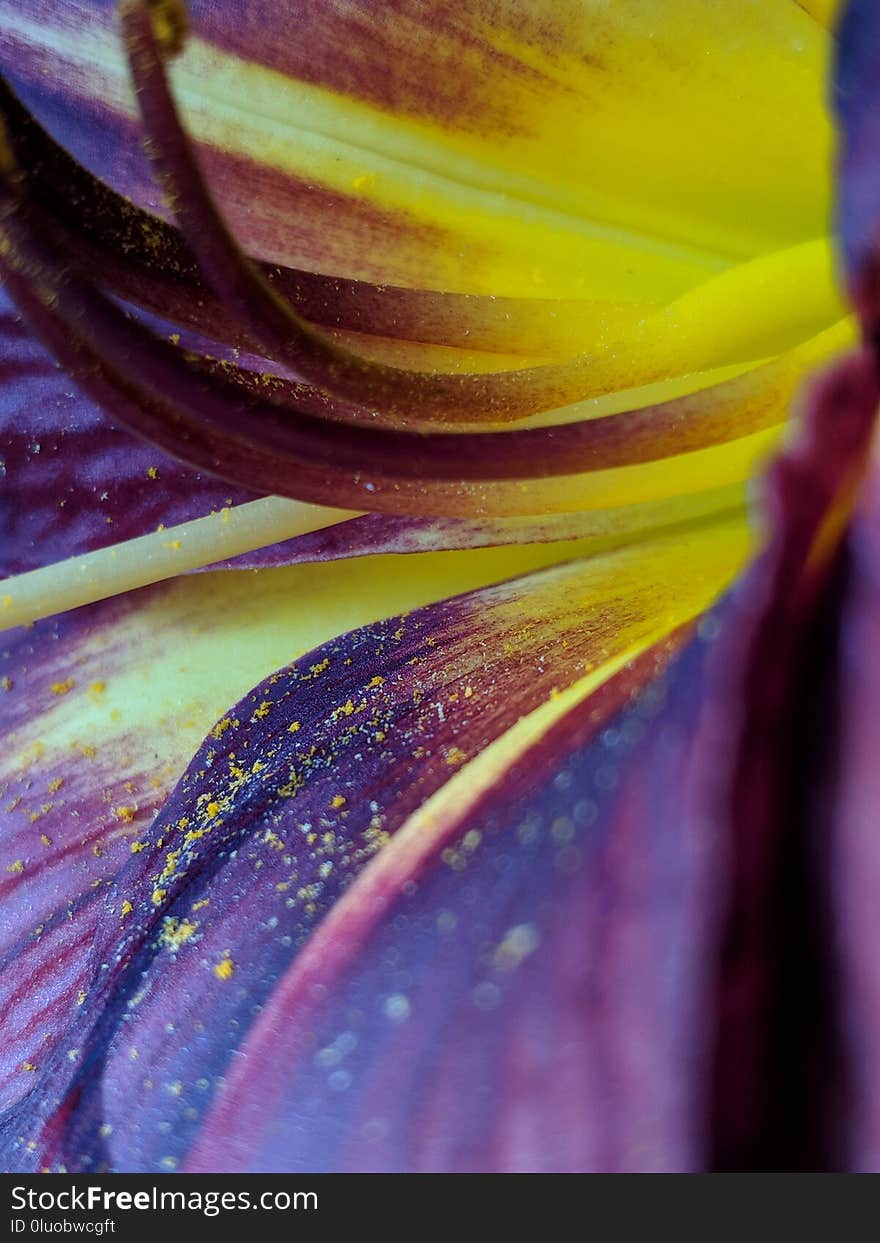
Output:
[[0, 155, 629, 512], [119, 0, 626, 427], [2, 66, 840, 446], [0, 123, 843, 518], [0, 76, 591, 362]]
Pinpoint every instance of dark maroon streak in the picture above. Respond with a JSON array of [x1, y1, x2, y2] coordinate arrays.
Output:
[[119, 0, 594, 428], [0, 252, 329, 502], [0, 76, 553, 359], [0, 141, 800, 516]]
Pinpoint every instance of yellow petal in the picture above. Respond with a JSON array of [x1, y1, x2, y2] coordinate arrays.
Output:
[[3, 0, 835, 298]]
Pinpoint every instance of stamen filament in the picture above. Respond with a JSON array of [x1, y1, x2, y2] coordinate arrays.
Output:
[[0, 76, 605, 361], [0, 169, 854, 516], [0, 496, 359, 631], [120, 0, 608, 427]]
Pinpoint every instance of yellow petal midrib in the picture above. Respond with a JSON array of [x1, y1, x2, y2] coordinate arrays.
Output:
[[172, 43, 737, 273], [0, 10, 730, 293]]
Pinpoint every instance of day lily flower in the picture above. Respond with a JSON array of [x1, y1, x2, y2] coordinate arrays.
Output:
[[1, 0, 879, 1172]]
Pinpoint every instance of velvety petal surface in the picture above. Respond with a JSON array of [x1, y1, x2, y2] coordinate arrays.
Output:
[[178, 628, 723, 1173], [0, 509, 749, 1170], [0, 293, 262, 577], [184, 345, 880, 1175]]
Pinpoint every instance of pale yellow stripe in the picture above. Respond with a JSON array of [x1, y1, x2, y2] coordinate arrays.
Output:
[[0, 496, 358, 631]]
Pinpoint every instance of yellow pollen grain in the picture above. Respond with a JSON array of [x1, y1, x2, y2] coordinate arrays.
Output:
[[151, 888, 167, 906], [146, 466, 158, 480], [287, 720, 302, 733], [330, 795, 346, 809], [130, 841, 146, 854], [120, 900, 133, 919], [40, 835, 51, 847], [114, 805, 136, 823], [162, 540, 182, 551], [6, 859, 24, 874], [213, 956, 235, 981], [50, 679, 74, 696], [21, 1062, 36, 1073], [160, 917, 198, 950], [445, 746, 468, 767], [47, 777, 64, 794], [160, 850, 181, 882], [89, 681, 106, 696], [205, 801, 222, 818], [77, 991, 87, 1006]]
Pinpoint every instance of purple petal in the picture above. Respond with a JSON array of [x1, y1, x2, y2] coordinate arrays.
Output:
[[181, 633, 722, 1173], [0, 506, 747, 1170], [827, 466, 880, 1169], [183, 349, 880, 1175], [0, 273, 744, 581], [210, 485, 744, 572], [833, 0, 880, 314], [0, 289, 257, 577], [0, 596, 180, 1123]]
